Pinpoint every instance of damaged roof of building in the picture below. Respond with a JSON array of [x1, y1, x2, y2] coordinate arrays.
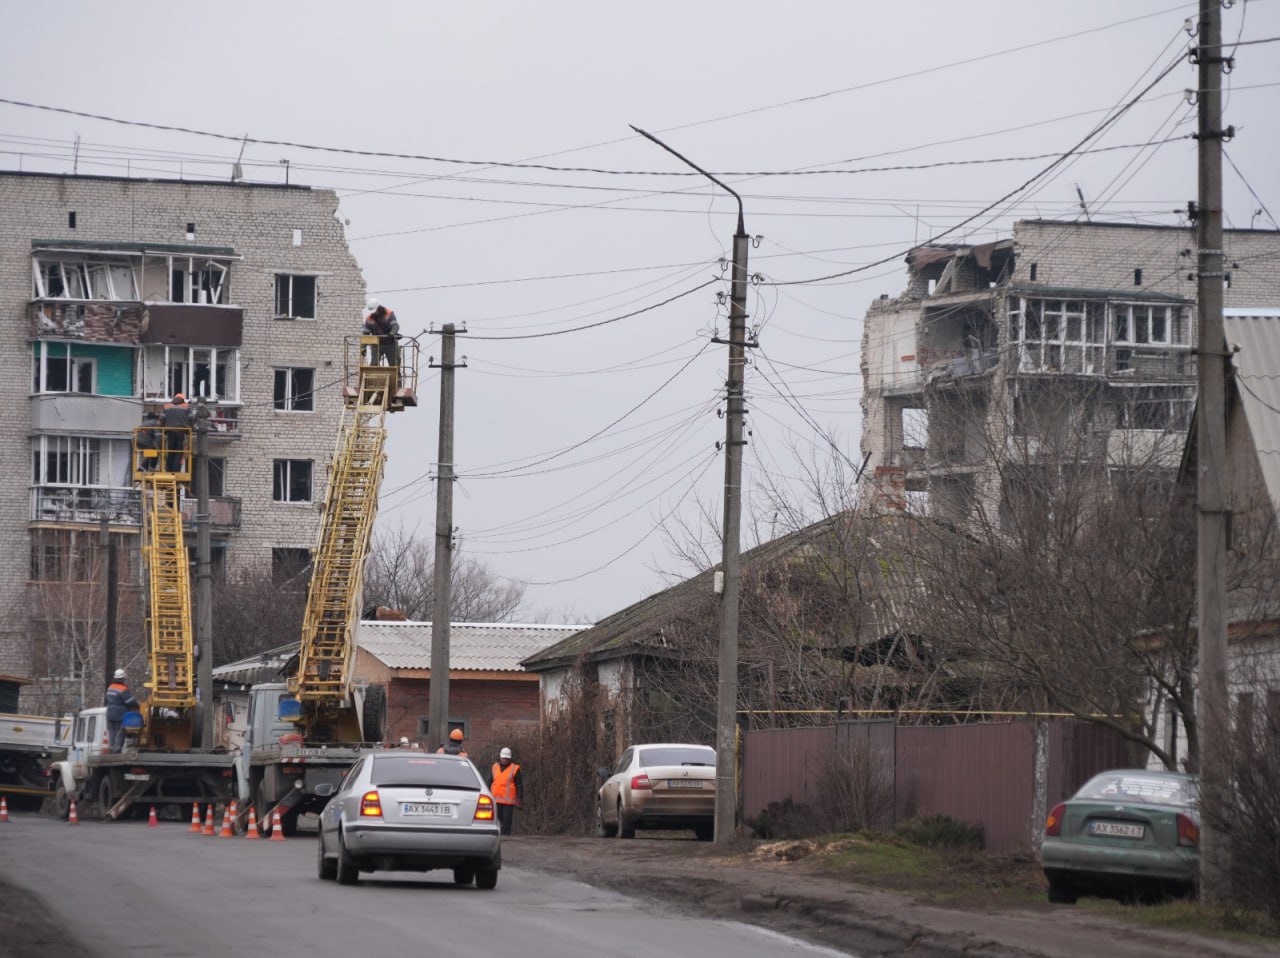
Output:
[[521, 511, 955, 673]]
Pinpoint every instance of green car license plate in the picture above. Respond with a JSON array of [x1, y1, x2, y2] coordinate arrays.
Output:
[[402, 803, 454, 817], [1090, 821, 1144, 839]]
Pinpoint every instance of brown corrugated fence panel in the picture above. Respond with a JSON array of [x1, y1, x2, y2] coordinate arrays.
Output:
[[741, 726, 835, 820], [741, 719, 1131, 852], [1047, 719, 1133, 805], [895, 723, 1035, 852]]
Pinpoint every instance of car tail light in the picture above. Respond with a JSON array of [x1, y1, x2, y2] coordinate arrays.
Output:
[[474, 794, 495, 822], [1044, 803, 1066, 837], [1177, 813, 1199, 847], [359, 790, 382, 818], [630, 774, 652, 790]]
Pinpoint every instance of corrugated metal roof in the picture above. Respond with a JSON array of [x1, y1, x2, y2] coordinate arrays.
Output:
[[1225, 310, 1280, 508], [357, 622, 578, 673], [212, 643, 295, 687]]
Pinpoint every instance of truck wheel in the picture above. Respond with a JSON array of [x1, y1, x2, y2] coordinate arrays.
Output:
[[336, 829, 359, 885], [361, 685, 386, 743], [281, 808, 301, 837], [53, 782, 70, 820], [97, 776, 116, 821]]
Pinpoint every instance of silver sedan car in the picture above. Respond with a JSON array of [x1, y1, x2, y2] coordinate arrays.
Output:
[[317, 751, 502, 888], [596, 743, 716, 840]]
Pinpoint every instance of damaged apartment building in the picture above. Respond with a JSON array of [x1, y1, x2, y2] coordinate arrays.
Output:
[[0, 171, 368, 711], [860, 219, 1280, 526]]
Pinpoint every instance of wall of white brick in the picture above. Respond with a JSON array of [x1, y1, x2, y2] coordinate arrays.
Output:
[[0, 172, 367, 683]]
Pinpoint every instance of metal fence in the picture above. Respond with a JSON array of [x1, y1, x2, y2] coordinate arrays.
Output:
[[742, 718, 1129, 852]]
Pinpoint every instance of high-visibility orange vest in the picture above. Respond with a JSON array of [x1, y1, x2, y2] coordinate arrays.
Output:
[[491, 763, 520, 804]]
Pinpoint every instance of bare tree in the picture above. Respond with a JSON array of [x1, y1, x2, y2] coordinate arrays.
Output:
[[363, 522, 526, 622], [25, 528, 145, 713], [212, 559, 308, 666]]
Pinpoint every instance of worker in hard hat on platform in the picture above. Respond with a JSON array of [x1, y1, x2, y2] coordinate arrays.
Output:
[[363, 296, 400, 367], [489, 747, 523, 836], [436, 728, 467, 756], [104, 669, 139, 753]]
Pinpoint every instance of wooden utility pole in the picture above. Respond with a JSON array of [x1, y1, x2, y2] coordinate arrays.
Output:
[[629, 125, 750, 845], [1194, 0, 1230, 904], [428, 325, 460, 751]]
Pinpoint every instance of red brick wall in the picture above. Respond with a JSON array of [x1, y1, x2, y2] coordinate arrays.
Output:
[[384, 676, 539, 754]]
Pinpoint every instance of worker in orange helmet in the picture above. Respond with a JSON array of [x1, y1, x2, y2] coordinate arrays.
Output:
[[436, 727, 467, 756]]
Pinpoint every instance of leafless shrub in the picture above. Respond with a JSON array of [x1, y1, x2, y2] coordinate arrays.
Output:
[[816, 737, 895, 833], [475, 662, 625, 836]]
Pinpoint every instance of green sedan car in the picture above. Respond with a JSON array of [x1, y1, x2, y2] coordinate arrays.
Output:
[[1040, 769, 1199, 903]]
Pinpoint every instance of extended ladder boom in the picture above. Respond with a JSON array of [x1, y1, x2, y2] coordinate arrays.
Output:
[[292, 336, 417, 735], [133, 423, 200, 750]]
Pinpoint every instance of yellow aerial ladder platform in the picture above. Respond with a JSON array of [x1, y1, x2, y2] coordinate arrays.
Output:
[[132, 421, 198, 750], [286, 334, 418, 743]]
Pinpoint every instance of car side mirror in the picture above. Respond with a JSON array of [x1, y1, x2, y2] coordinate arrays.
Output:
[[597, 766, 611, 779], [314, 783, 336, 798]]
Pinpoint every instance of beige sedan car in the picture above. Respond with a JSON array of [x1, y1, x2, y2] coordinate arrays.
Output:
[[595, 743, 716, 841]]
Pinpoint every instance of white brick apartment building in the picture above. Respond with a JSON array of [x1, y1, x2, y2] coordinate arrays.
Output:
[[860, 219, 1280, 526], [0, 172, 367, 710]]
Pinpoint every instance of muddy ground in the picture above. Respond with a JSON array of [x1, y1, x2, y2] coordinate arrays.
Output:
[[500, 834, 1279, 958]]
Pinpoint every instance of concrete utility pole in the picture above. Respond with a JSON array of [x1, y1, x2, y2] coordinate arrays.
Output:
[[1193, 0, 1231, 904], [428, 325, 460, 751], [99, 516, 118, 686], [193, 398, 215, 749], [630, 125, 751, 845]]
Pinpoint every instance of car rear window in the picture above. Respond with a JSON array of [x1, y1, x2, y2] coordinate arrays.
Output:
[[637, 746, 715, 768], [369, 756, 480, 790], [1074, 772, 1197, 808]]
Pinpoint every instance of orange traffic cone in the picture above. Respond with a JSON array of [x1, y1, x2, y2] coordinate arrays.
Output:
[[202, 804, 216, 836], [68, 799, 79, 825], [269, 808, 286, 841], [218, 806, 234, 838], [244, 805, 261, 839], [148, 806, 158, 827], [0, 797, 9, 822], [188, 803, 202, 832]]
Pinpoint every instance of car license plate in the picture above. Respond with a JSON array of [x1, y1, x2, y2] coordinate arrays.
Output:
[[668, 780, 702, 788], [401, 802, 454, 817], [1090, 821, 1144, 839], [123, 773, 150, 781]]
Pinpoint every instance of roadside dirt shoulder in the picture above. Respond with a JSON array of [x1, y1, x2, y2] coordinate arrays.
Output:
[[501, 835, 1280, 958]]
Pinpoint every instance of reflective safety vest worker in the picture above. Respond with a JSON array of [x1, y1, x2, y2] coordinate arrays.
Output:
[[491, 763, 520, 804]]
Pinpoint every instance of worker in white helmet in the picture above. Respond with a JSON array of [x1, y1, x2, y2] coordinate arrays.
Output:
[[489, 747, 523, 835], [363, 296, 400, 367], [104, 669, 139, 753]]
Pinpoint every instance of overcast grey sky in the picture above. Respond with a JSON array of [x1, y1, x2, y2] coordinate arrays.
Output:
[[5, 1, 1279, 622]]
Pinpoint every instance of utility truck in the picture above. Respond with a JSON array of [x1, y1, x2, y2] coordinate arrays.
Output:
[[237, 334, 417, 835], [49, 421, 238, 820], [0, 711, 70, 811]]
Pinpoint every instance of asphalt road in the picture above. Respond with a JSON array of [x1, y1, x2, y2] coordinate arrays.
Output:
[[0, 814, 848, 958]]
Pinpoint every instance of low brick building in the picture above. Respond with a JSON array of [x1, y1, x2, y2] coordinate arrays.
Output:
[[353, 621, 577, 752]]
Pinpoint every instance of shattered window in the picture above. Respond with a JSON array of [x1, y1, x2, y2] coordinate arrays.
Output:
[[272, 459, 312, 503], [274, 274, 317, 319]]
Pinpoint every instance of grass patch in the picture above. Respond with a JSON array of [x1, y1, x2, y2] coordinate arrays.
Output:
[[1082, 898, 1278, 941]]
